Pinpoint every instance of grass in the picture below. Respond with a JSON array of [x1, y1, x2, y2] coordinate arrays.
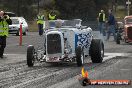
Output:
[[28, 21, 38, 32]]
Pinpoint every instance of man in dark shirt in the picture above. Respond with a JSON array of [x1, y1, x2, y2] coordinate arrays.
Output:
[[106, 9, 116, 41]]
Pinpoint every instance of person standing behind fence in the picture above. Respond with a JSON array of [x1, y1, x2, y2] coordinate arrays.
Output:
[[37, 13, 45, 36], [106, 9, 116, 41], [98, 10, 106, 36]]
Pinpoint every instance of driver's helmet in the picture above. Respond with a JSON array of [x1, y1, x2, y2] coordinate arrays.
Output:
[[55, 19, 63, 28]]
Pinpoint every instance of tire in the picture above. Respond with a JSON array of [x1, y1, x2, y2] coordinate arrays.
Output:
[[16, 30, 19, 36], [75, 46, 84, 67], [116, 33, 120, 44], [27, 45, 35, 67], [90, 39, 104, 63], [23, 31, 26, 36]]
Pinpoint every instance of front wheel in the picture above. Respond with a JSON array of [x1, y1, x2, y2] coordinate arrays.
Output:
[[27, 45, 35, 67], [23, 31, 27, 36], [76, 46, 84, 67], [16, 30, 20, 36], [90, 39, 104, 63]]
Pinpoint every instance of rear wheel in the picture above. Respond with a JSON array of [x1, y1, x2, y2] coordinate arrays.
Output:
[[116, 33, 120, 44], [76, 46, 84, 67], [90, 39, 104, 63], [27, 45, 35, 67]]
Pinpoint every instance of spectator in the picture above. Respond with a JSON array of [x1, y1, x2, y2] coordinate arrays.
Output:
[[97, 10, 106, 36], [37, 13, 45, 36], [106, 9, 116, 41]]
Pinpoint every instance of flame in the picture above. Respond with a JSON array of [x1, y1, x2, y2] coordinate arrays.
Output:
[[81, 67, 88, 78]]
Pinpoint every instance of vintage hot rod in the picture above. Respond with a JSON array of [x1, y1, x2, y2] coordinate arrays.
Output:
[[27, 19, 104, 67], [116, 16, 132, 44]]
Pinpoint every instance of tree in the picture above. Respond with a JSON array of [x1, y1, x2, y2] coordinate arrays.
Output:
[[55, 0, 96, 20], [1, 0, 36, 20]]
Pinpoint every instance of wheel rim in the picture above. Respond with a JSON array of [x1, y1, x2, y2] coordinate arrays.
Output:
[[81, 54, 84, 64], [32, 57, 35, 64], [101, 45, 104, 58], [32, 50, 35, 64]]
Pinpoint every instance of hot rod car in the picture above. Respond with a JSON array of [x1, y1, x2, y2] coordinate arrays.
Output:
[[27, 19, 104, 67], [116, 16, 132, 44]]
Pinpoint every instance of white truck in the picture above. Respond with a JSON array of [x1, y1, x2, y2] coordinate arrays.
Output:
[[27, 19, 104, 67]]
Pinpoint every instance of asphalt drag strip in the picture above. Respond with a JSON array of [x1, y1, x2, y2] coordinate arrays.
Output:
[[47, 53, 132, 88], [0, 52, 127, 88]]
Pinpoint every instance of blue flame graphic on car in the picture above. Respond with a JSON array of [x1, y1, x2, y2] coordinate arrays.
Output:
[[75, 33, 92, 49]]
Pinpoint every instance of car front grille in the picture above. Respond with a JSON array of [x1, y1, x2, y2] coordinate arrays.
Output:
[[127, 27, 132, 40], [47, 34, 62, 54]]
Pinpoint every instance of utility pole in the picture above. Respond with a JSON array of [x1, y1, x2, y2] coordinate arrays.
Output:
[[115, 0, 117, 13], [112, 0, 116, 15], [37, 0, 40, 14], [126, 0, 131, 16]]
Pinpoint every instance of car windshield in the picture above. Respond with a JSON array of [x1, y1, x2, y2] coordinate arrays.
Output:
[[11, 19, 19, 24], [62, 19, 82, 27], [48, 19, 82, 28], [125, 18, 132, 24]]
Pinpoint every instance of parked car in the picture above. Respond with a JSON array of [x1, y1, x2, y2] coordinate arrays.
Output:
[[116, 16, 132, 44], [27, 19, 104, 67], [9, 17, 28, 36]]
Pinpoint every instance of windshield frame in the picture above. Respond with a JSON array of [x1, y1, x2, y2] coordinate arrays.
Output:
[[125, 18, 132, 24]]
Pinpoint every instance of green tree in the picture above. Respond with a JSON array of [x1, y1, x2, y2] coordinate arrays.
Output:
[[55, 0, 96, 20], [1, 0, 36, 20]]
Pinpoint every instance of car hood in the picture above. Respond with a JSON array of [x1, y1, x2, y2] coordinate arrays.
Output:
[[124, 24, 132, 27]]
